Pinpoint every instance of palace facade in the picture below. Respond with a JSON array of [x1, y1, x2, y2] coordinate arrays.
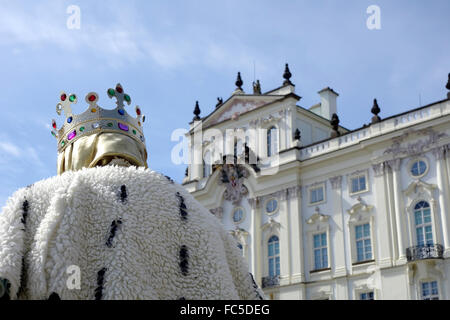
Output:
[[182, 67, 450, 300]]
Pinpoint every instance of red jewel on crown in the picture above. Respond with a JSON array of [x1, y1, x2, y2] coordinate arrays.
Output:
[[61, 93, 67, 101]]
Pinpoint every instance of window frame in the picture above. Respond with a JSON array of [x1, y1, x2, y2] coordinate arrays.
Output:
[[348, 213, 376, 266], [308, 183, 326, 206], [202, 150, 212, 178], [359, 291, 375, 300], [408, 157, 429, 179], [312, 231, 329, 271], [413, 201, 434, 246], [266, 125, 279, 158], [348, 170, 370, 196], [267, 235, 280, 277], [265, 198, 279, 215], [420, 280, 440, 300], [354, 222, 373, 263], [231, 206, 246, 225]]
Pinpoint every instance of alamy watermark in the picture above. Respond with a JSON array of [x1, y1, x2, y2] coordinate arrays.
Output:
[[171, 121, 282, 176], [66, 5, 81, 30], [66, 265, 81, 290], [366, 5, 381, 30]]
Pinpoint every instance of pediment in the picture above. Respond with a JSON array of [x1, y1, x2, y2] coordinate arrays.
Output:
[[403, 179, 437, 197], [347, 202, 374, 215], [262, 218, 281, 234], [306, 212, 330, 225], [203, 94, 283, 128]]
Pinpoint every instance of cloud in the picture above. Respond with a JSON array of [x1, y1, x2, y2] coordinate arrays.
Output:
[[0, 141, 22, 158], [0, 2, 269, 71]]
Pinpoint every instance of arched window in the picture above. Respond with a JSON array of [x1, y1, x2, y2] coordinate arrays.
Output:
[[234, 139, 243, 158], [203, 151, 211, 178], [414, 201, 433, 246], [267, 126, 278, 157], [268, 235, 280, 277]]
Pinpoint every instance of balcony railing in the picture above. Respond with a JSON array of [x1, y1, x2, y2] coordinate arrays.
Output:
[[261, 275, 280, 288], [406, 244, 444, 262]]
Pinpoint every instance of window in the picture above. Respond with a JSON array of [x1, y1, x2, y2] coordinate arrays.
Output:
[[414, 201, 433, 246], [359, 291, 374, 300], [203, 151, 212, 178], [310, 185, 324, 204], [421, 281, 439, 300], [232, 207, 245, 224], [411, 159, 428, 178], [266, 199, 278, 214], [234, 139, 243, 157], [355, 223, 372, 262], [268, 235, 280, 277], [350, 174, 367, 194], [267, 126, 278, 157], [313, 233, 328, 270], [237, 242, 243, 251]]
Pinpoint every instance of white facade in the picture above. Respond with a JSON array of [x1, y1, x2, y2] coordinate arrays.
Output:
[[182, 74, 450, 300]]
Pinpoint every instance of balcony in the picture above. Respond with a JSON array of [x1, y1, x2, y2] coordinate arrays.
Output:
[[261, 275, 280, 288], [406, 244, 444, 262]]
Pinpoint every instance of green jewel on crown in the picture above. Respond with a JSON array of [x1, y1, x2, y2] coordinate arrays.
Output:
[[51, 83, 146, 153]]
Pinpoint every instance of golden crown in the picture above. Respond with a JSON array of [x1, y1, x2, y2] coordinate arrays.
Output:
[[51, 83, 146, 153]]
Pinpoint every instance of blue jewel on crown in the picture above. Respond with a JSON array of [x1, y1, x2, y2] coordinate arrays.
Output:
[[51, 83, 146, 153]]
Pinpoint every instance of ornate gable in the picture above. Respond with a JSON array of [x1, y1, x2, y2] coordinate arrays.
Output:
[[203, 95, 283, 128]]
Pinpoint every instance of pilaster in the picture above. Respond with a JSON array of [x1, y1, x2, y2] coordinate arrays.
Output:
[[387, 158, 407, 264], [432, 147, 450, 257], [329, 175, 348, 277], [372, 162, 394, 268]]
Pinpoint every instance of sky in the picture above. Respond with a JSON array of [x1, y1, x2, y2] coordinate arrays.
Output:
[[0, 0, 449, 207]]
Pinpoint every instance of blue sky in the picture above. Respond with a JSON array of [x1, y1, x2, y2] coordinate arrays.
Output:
[[0, 0, 449, 207]]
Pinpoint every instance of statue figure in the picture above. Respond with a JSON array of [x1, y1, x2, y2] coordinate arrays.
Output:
[[0, 84, 264, 300]]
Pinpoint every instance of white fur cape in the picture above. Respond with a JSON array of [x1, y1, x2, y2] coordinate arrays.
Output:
[[0, 166, 263, 300]]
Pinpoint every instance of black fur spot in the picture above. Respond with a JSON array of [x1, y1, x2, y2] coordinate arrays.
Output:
[[120, 185, 127, 203], [165, 175, 174, 183], [21, 200, 29, 225], [48, 292, 61, 300], [249, 273, 264, 300], [179, 245, 189, 276], [95, 268, 107, 300], [18, 257, 27, 297], [176, 192, 188, 221], [0, 278, 11, 300], [106, 219, 122, 248]]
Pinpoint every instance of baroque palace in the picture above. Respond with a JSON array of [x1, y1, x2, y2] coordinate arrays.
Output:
[[182, 65, 450, 300]]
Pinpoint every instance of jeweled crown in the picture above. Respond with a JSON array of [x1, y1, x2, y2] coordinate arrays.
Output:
[[51, 83, 146, 153]]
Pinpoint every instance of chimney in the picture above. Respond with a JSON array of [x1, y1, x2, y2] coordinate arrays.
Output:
[[317, 87, 339, 120]]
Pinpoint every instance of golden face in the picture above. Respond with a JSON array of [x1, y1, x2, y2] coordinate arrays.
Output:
[[57, 132, 148, 174]]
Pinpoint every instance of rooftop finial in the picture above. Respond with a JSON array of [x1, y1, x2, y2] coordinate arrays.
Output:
[[446, 73, 450, 99], [216, 97, 223, 108], [371, 98, 381, 124], [283, 63, 293, 86], [235, 72, 243, 90], [330, 113, 340, 138], [193, 101, 201, 121], [294, 128, 301, 141]]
